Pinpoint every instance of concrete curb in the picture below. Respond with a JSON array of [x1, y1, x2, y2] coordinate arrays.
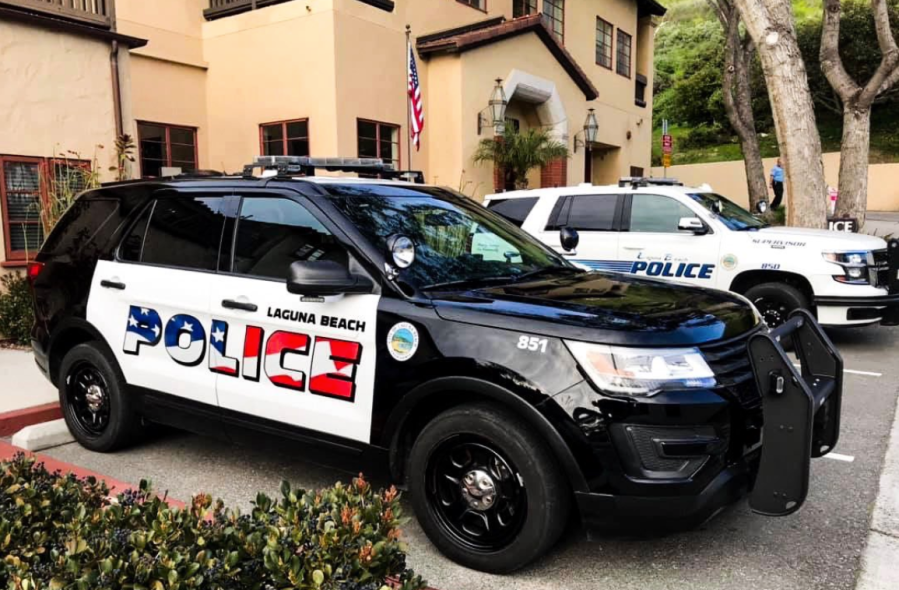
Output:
[[11, 418, 74, 451], [0, 402, 62, 437], [856, 392, 899, 589]]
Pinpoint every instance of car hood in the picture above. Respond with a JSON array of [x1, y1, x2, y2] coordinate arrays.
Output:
[[431, 272, 760, 347], [750, 226, 887, 251]]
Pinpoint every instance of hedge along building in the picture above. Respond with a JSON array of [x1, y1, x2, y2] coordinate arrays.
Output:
[[0, 0, 664, 275]]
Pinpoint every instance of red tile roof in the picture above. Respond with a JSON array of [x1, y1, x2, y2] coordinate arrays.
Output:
[[417, 15, 599, 101]]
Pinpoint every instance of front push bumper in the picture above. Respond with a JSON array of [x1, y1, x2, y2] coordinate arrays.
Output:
[[575, 309, 842, 528], [747, 309, 842, 515], [814, 294, 899, 326]]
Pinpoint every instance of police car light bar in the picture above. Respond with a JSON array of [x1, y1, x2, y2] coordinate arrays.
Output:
[[619, 177, 684, 188], [243, 156, 425, 184]]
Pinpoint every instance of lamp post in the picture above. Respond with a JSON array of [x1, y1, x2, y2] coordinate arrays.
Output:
[[575, 108, 599, 184], [478, 78, 508, 135]]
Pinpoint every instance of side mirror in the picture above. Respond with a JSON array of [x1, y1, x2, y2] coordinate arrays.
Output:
[[560, 226, 580, 252], [678, 217, 708, 235], [287, 261, 373, 296], [756, 200, 769, 214]]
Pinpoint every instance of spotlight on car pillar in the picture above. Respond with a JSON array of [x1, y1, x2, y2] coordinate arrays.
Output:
[[757, 200, 769, 214], [387, 235, 416, 269]]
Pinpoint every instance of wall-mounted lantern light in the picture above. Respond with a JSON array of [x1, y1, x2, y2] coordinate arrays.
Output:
[[477, 78, 508, 135], [574, 108, 599, 153]]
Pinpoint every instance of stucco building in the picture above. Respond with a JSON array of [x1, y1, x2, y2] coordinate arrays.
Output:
[[0, 0, 664, 272]]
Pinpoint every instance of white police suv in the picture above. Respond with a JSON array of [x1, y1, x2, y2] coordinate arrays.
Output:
[[29, 159, 843, 573], [486, 178, 899, 329]]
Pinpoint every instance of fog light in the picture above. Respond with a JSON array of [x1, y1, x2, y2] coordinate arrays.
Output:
[[848, 267, 865, 279]]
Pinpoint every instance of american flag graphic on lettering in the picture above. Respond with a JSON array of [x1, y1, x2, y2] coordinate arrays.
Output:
[[408, 43, 425, 151]]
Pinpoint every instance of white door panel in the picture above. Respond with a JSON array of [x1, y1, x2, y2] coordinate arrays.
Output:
[[87, 260, 218, 406], [211, 275, 379, 443]]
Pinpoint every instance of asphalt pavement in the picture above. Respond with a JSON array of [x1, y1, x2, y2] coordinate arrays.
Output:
[[38, 324, 899, 590]]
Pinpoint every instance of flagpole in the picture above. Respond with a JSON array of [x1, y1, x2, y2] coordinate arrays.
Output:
[[405, 24, 413, 171]]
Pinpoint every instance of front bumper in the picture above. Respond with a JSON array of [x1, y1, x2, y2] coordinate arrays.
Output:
[[814, 294, 899, 326], [572, 310, 842, 528]]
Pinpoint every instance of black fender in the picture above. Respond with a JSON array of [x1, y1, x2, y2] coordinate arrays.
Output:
[[47, 317, 117, 386], [382, 374, 590, 495]]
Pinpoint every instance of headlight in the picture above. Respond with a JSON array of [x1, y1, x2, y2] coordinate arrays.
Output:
[[565, 341, 717, 397], [823, 251, 870, 284]]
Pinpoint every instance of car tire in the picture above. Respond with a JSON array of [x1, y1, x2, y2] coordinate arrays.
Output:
[[407, 403, 570, 574], [58, 342, 141, 452], [745, 282, 810, 330]]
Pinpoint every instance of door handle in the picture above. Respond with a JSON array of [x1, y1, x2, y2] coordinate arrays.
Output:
[[100, 280, 126, 290], [222, 299, 258, 312]]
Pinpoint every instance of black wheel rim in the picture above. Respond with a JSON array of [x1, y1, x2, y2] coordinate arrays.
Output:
[[753, 296, 792, 329], [426, 436, 527, 553], [65, 361, 111, 437]]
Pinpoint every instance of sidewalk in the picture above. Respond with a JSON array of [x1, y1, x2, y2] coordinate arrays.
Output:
[[857, 387, 899, 589], [865, 211, 899, 237], [0, 348, 59, 435]]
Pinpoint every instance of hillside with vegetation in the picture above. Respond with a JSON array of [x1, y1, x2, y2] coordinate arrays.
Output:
[[652, 0, 899, 166]]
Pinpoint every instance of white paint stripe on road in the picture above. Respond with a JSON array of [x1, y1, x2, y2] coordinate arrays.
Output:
[[845, 369, 883, 377], [791, 362, 882, 378], [824, 453, 855, 463]]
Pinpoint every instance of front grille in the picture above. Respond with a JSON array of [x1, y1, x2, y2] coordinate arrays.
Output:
[[872, 249, 890, 289], [700, 329, 761, 408]]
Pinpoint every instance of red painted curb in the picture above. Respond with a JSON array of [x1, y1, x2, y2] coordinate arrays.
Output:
[[0, 440, 184, 508], [0, 402, 63, 437]]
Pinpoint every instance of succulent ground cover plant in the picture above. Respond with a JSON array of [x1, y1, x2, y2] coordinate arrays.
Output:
[[0, 454, 425, 590]]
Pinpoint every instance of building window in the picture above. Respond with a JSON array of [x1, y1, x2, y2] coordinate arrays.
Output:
[[456, 0, 486, 10], [630, 166, 644, 177], [357, 120, 400, 169], [617, 29, 632, 78], [543, 0, 564, 42], [596, 17, 614, 69], [260, 119, 310, 157], [137, 122, 198, 178], [513, 0, 536, 18], [0, 156, 92, 262]]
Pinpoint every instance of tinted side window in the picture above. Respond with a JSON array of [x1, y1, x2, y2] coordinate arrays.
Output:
[[629, 194, 696, 233], [566, 195, 620, 231], [232, 197, 347, 280], [137, 197, 227, 270], [485, 197, 538, 227], [119, 201, 153, 263], [42, 196, 120, 256]]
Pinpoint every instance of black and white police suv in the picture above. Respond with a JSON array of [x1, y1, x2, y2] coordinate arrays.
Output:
[[485, 177, 899, 329], [29, 157, 843, 573]]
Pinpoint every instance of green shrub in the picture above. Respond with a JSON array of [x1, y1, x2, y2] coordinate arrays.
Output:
[[0, 454, 425, 590], [680, 125, 729, 150], [0, 272, 33, 345]]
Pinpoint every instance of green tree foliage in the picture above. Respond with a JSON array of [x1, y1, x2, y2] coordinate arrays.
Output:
[[0, 272, 33, 345], [654, 0, 899, 158], [0, 453, 426, 590]]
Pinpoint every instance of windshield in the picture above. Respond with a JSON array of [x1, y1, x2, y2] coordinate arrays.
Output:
[[687, 193, 767, 231], [326, 185, 572, 290]]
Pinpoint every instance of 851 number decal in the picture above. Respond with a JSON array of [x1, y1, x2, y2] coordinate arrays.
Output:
[[517, 335, 548, 353]]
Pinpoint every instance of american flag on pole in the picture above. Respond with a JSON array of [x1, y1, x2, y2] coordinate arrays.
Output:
[[408, 43, 425, 151]]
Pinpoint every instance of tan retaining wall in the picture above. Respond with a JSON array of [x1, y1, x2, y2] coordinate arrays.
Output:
[[651, 152, 899, 212]]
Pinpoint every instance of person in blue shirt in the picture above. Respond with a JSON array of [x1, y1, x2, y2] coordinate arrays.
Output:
[[770, 159, 785, 209]]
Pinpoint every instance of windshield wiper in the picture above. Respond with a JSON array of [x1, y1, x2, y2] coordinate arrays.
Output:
[[510, 266, 582, 283], [421, 276, 518, 292]]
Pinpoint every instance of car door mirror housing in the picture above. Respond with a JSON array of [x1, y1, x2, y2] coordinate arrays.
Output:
[[287, 261, 374, 296], [560, 226, 580, 252], [678, 217, 708, 235]]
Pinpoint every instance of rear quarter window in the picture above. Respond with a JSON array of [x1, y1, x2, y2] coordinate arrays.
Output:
[[40, 195, 121, 257], [485, 197, 538, 227]]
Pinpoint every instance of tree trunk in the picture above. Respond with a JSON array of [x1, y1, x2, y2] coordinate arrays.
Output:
[[820, 0, 899, 230], [709, 0, 769, 210], [734, 0, 828, 228], [835, 106, 871, 224]]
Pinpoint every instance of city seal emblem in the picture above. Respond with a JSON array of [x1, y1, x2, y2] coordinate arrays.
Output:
[[387, 322, 419, 362]]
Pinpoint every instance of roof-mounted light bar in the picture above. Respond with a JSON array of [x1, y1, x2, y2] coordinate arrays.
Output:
[[243, 155, 424, 184], [618, 177, 684, 189]]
